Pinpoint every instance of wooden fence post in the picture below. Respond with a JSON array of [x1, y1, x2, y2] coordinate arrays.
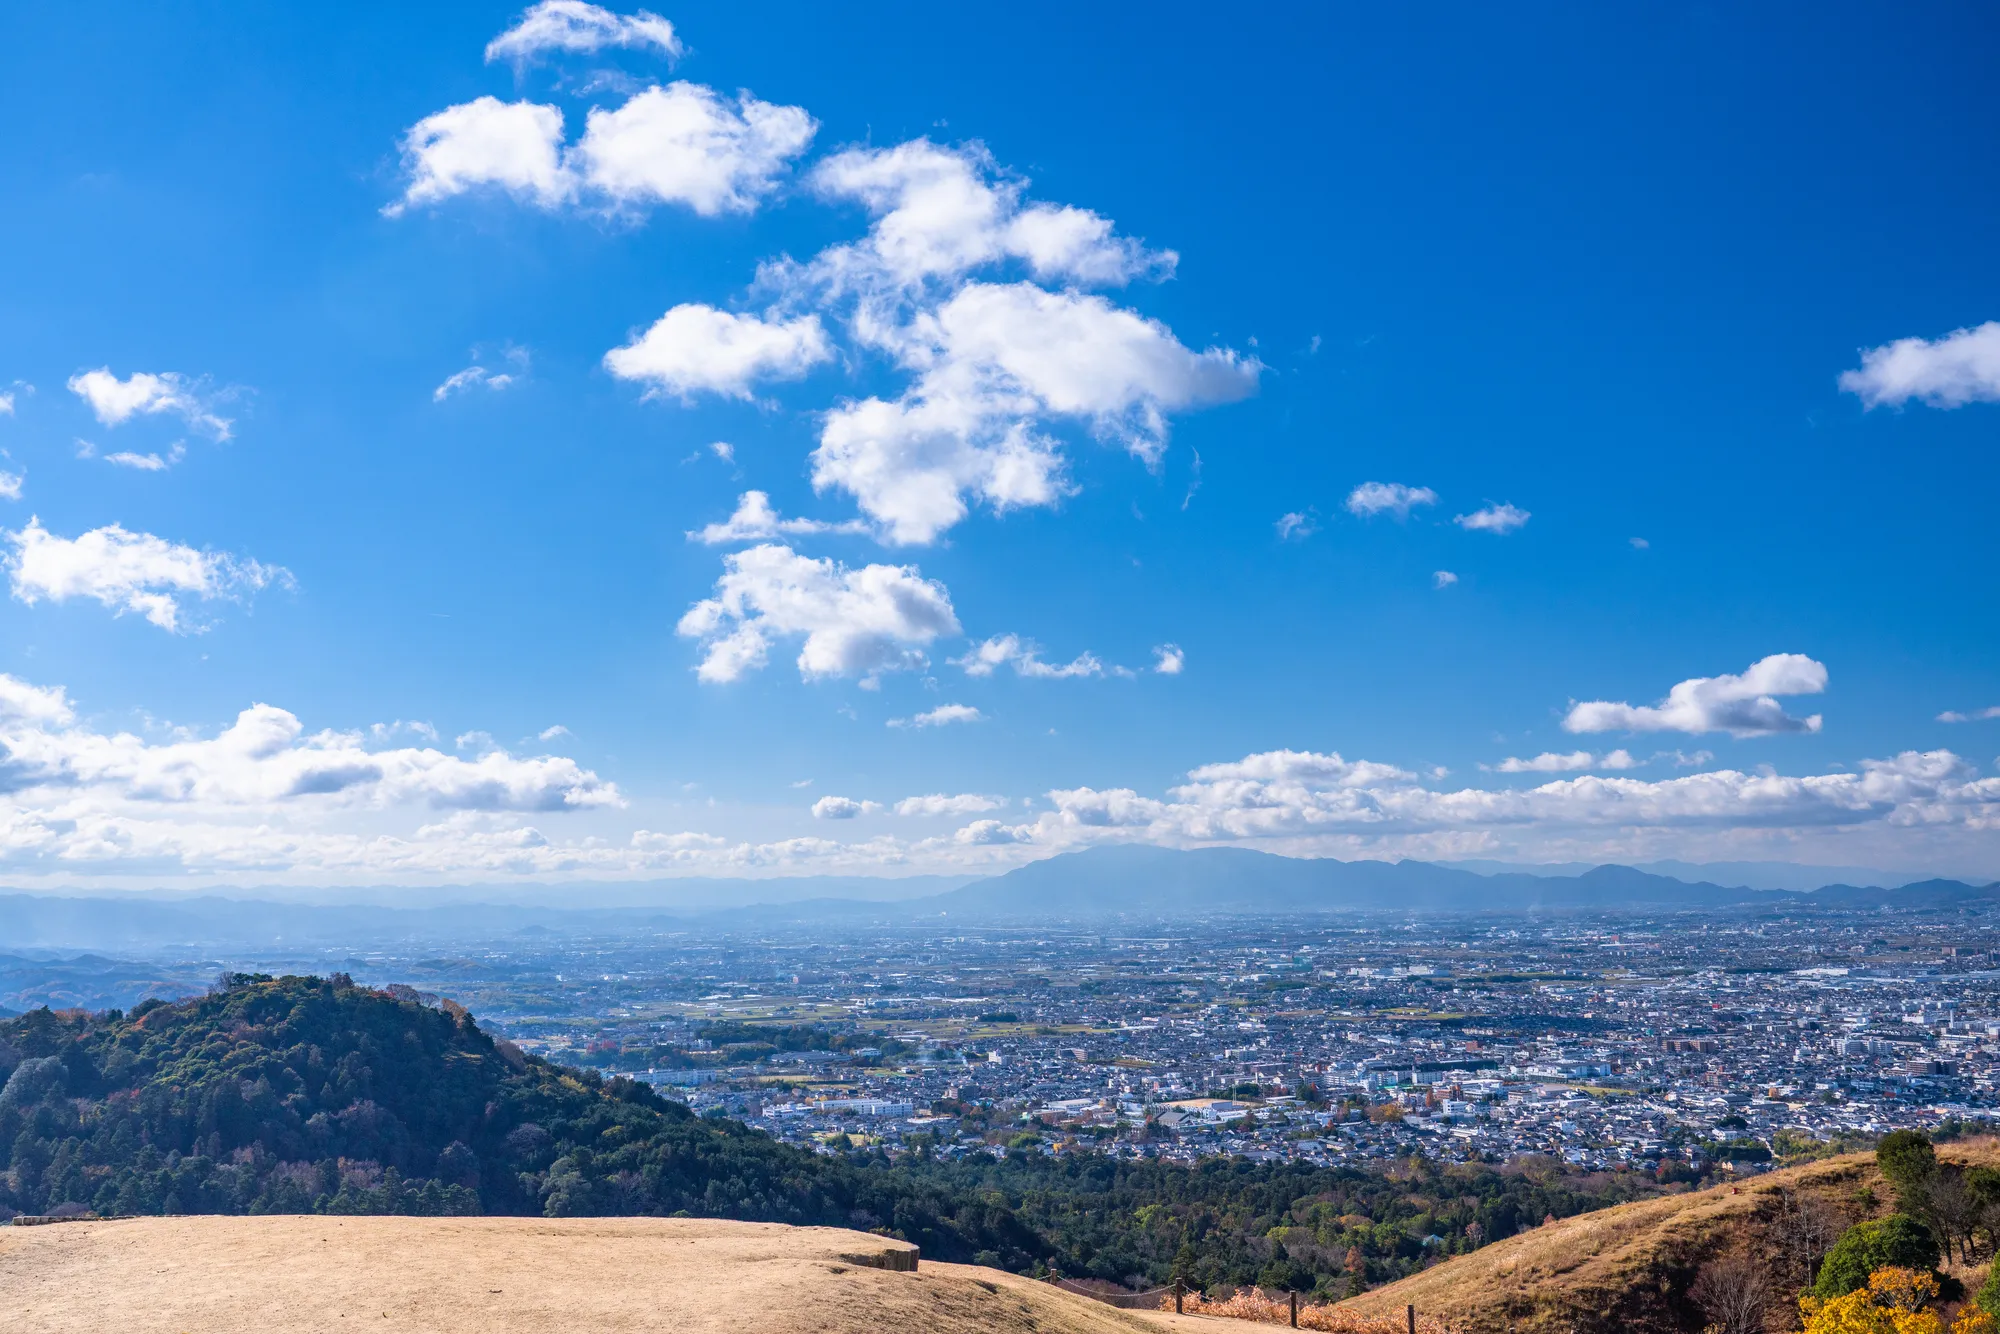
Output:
[[1289, 1289, 1298, 1327], [1173, 1278, 1185, 1315], [1407, 1303, 1416, 1334]]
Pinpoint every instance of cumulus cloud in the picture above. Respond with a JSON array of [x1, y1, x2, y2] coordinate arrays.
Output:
[[387, 97, 574, 214], [950, 634, 1102, 680], [1346, 482, 1436, 518], [1433, 570, 1458, 589], [573, 83, 817, 215], [0, 673, 619, 813], [1494, 750, 1636, 774], [889, 703, 983, 729], [605, 305, 830, 400], [0, 470, 21, 501], [387, 84, 813, 218], [802, 139, 1174, 294], [811, 795, 878, 819], [1152, 644, 1185, 675], [5, 518, 288, 633], [1840, 321, 2000, 409], [1939, 706, 2000, 724], [68, 369, 231, 440], [813, 282, 1257, 543], [0, 681, 1995, 879], [1455, 502, 1530, 534], [1564, 654, 1828, 737], [677, 543, 959, 683], [485, 1, 683, 66], [688, 491, 868, 544], [1013, 746, 2000, 857], [894, 792, 1002, 817]]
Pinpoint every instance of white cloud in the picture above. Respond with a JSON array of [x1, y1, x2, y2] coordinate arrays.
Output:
[[5, 518, 289, 633], [0, 471, 20, 501], [812, 794, 878, 819], [677, 543, 959, 683], [1275, 511, 1316, 540], [605, 304, 830, 400], [1630, 537, 1650, 550], [0, 391, 12, 414], [888, 703, 984, 729], [1564, 653, 1828, 737], [434, 365, 516, 401], [485, 2, 683, 66], [0, 678, 1994, 879], [950, 634, 1102, 680], [68, 369, 230, 439], [1455, 503, 1530, 534], [104, 443, 186, 472], [0, 674, 618, 814], [386, 97, 574, 215], [1017, 747, 2000, 858], [894, 792, 1002, 817], [1433, 570, 1458, 589], [1494, 750, 1636, 774], [812, 282, 1257, 543], [574, 83, 816, 216], [538, 724, 573, 740], [1939, 707, 2000, 724], [804, 139, 1173, 293], [389, 84, 815, 219], [1840, 321, 2000, 409], [812, 391, 1070, 547], [709, 441, 735, 463], [1152, 644, 1185, 675], [687, 491, 868, 545], [1346, 481, 1436, 518]]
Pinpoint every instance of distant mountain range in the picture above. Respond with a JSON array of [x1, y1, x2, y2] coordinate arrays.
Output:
[[0, 847, 1991, 948], [931, 845, 1996, 917]]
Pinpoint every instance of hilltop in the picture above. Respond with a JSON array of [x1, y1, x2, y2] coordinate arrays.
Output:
[[0, 973, 1043, 1266], [0, 1214, 1205, 1334], [1340, 1141, 2000, 1333]]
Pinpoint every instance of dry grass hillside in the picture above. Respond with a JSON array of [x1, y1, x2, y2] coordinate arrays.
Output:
[[1340, 1140, 2000, 1334], [0, 1215, 1218, 1334]]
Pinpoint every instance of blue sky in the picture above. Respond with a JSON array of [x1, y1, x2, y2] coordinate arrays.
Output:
[[0, 1, 1996, 888]]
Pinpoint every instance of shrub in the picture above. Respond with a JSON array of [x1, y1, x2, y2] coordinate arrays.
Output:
[[1814, 1216, 1940, 1299]]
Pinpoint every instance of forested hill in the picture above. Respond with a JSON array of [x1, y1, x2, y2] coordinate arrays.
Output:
[[0, 974, 1672, 1294], [0, 973, 1041, 1264]]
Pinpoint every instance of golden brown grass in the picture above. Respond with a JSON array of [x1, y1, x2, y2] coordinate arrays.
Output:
[[1172, 1285, 1455, 1331], [1338, 1141, 2000, 1334], [0, 1214, 1215, 1334]]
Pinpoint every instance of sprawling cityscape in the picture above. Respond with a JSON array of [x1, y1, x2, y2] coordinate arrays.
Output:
[[17, 896, 1989, 1179]]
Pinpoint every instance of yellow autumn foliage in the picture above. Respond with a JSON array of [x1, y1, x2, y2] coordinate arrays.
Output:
[[1798, 1267, 1995, 1334]]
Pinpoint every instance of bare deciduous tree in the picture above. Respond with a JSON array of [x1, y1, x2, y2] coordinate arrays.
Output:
[[1769, 1189, 1846, 1289], [1923, 1167, 1980, 1266], [1690, 1249, 1773, 1334]]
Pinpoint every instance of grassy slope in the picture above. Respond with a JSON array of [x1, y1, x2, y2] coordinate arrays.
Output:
[[0, 1214, 1214, 1334], [1340, 1141, 2000, 1334]]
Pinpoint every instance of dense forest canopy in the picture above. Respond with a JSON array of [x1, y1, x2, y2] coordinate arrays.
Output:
[[0, 974, 1672, 1293]]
